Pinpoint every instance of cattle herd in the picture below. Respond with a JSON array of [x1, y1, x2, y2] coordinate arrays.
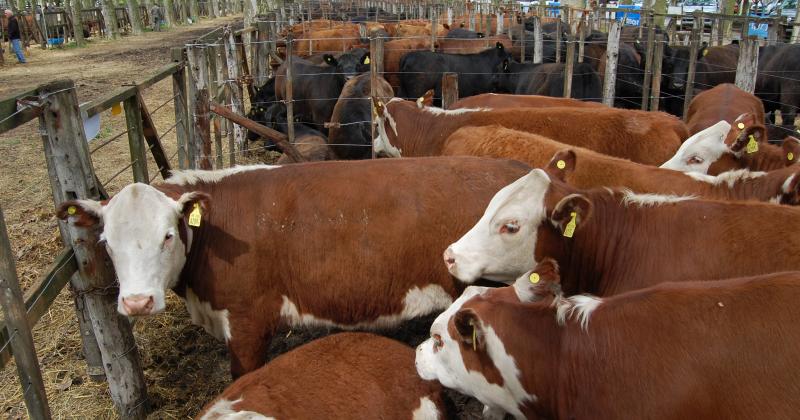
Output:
[[53, 5, 800, 419]]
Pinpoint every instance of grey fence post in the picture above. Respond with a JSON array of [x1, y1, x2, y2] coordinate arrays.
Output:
[[602, 20, 621, 106]]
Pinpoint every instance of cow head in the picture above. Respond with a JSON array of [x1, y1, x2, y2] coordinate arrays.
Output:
[[371, 96, 402, 158], [662, 43, 708, 91], [659, 120, 733, 172], [491, 58, 516, 94], [443, 168, 591, 283], [57, 184, 210, 317], [323, 48, 371, 80]]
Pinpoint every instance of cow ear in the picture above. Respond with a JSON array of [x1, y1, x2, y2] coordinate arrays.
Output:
[[782, 136, 800, 165], [453, 308, 485, 351], [57, 200, 104, 227], [176, 192, 211, 218], [417, 89, 434, 108], [443, 23, 450, 30], [514, 258, 562, 303], [323, 54, 337, 66], [502, 58, 509, 71], [477, 32, 485, 38], [546, 149, 576, 182], [549, 194, 592, 238], [495, 41, 504, 50], [778, 171, 800, 205]]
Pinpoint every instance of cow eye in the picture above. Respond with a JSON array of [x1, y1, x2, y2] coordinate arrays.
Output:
[[687, 156, 704, 165], [432, 334, 443, 351], [499, 221, 520, 234], [165, 232, 174, 241]]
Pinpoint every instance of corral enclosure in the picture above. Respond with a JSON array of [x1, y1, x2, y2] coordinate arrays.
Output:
[[1, 0, 800, 417]]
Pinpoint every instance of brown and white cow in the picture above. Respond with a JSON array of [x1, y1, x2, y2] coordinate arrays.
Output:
[[450, 93, 605, 110], [201, 332, 445, 419], [372, 98, 688, 165], [416, 260, 800, 419], [443, 167, 800, 294], [662, 114, 800, 174], [442, 125, 800, 204], [57, 157, 530, 377], [685, 83, 766, 136]]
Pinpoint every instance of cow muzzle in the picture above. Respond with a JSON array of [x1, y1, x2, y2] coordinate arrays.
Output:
[[121, 294, 155, 316]]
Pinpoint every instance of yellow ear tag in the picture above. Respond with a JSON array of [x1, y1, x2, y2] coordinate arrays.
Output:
[[789, 152, 794, 161], [746, 135, 759, 154], [563, 211, 577, 238], [702, 48, 708, 57], [111, 102, 122, 116], [188, 203, 202, 227], [67, 206, 77, 215], [737, 122, 745, 130], [364, 56, 370, 64], [416, 96, 424, 107], [556, 160, 566, 170], [529, 272, 540, 284]]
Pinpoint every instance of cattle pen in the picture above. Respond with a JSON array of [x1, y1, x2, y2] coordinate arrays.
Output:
[[1, 0, 800, 417]]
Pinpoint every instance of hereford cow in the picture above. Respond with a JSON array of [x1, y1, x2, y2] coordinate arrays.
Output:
[[451, 93, 605, 109], [491, 59, 602, 100], [441, 125, 800, 204], [57, 157, 530, 377], [275, 49, 370, 134], [328, 73, 394, 159], [372, 98, 687, 165], [443, 167, 800, 293], [201, 333, 445, 419], [397, 43, 511, 103], [662, 115, 800, 174], [685, 84, 765, 136], [416, 262, 800, 419]]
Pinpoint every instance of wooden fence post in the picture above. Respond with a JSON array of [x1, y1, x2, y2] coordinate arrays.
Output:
[[224, 26, 246, 159], [735, 36, 759, 94], [532, 15, 542, 63], [563, 33, 575, 98], [38, 79, 148, 419], [208, 45, 224, 169], [602, 20, 620, 107], [792, 22, 800, 43], [0, 206, 51, 420], [441, 72, 459, 109], [186, 45, 213, 169], [577, 20, 585, 63], [640, 18, 656, 110], [123, 95, 149, 182], [369, 36, 384, 159], [682, 27, 700, 116], [555, 18, 562, 63], [431, 8, 437, 52], [172, 48, 189, 169], [649, 39, 665, 111], [255, 21, 270, 89], [285, 35, 295, 144]]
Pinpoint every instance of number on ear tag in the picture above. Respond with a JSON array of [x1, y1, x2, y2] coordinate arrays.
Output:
[[563, 212, 577, 238], [188, 203, 202, 227]]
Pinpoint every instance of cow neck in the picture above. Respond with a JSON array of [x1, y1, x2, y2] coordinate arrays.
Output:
[[719, 166, 795, 202], [387, 101, 472, 156], [742, 144, 792, 172]]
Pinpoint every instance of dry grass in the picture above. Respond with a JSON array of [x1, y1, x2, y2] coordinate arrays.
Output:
[[0, 14, 279, 419]]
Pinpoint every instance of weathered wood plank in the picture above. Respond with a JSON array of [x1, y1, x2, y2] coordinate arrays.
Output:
[[285, 36, 296, 144], [735, 36, 759, 94], [602, 20, 621, 107], [224, 26, 246, 160], [210, 101, 305, 162], [186, 45, 213, 170], [682, 27, 701, 116], [123, 95, 149, 183], [137, 91, 171, 179], [0, 206, 51, 420], [81, 87, 137, 119], [441, 72, 459, 110]]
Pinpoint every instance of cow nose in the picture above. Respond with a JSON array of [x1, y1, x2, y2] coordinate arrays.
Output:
[[443, 248, 456, 270], [122, 295, 155, 316]]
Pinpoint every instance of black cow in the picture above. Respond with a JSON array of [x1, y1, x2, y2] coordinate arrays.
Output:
[[275, 48, 370, 135], [582, 34, 646, 109], [757, 43, 800, 139], [492, 59, 602, 101], [660, 43, 739, 116], [446, 28, 485, 39], [514, 21, 566, 63], [397, 42, 511, 104], [327, 73, 393, 160]]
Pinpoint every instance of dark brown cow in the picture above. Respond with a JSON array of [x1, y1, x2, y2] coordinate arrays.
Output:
[[200, 333, 445, 419], [417, 261, 800, 419], [444, 166, 800, 291], [685, 84, 766, 136], [57, 157, 530, 378], [373, 98, 688, 165], [382, 38, 436, 92], [451, 93, 606, 109], [442, 125, 800, 204], [437, 35, 513, 55]]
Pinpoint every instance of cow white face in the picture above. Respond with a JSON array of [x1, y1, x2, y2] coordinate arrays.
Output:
[[59, 183, 207, 317], [659, 121, 732, 173], [372, 98, 402, 158], [416, 286, 531, 418], [444, 169, 551, 284]]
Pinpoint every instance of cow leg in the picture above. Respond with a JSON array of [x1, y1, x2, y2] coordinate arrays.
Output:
[[227, 314, 278, 379]]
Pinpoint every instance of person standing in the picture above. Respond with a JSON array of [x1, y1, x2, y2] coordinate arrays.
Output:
[[150, 3, 161, 32], [5, 10, 26, 64]]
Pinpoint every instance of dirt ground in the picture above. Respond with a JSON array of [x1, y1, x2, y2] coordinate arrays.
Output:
[[0, 14, 246, 420]]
